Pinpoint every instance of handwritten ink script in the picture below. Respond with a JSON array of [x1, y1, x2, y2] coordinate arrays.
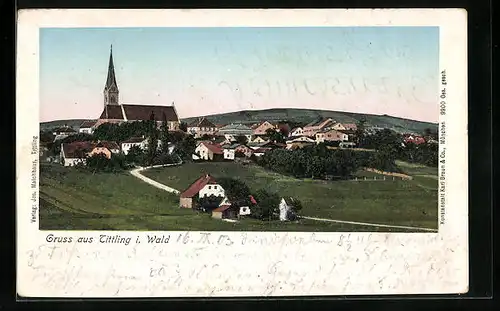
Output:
[[439, 70, 447, 225], [19, 232, 458, 297], [30, 135, 39, 223]]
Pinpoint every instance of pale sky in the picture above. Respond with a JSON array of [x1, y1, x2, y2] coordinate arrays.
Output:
[[39, 27, 439, 122]]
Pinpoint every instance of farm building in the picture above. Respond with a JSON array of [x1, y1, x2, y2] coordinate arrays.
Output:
[[179, 174, 225, 209]]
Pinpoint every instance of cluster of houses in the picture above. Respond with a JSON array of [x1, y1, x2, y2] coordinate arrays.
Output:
[[56, 135, 174, 166], [187, 117, 358, 161], [178, 173, 297, 221]]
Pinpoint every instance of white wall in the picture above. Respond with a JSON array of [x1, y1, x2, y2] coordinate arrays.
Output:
[[79, 128, 93, 134], [64, 157, 85, 167], [121, 142, 143, 155], [224, 149, 235, 160], [279, 199, 290, 221], [199, 184, 225, 198], [194, 144, 211, 160]]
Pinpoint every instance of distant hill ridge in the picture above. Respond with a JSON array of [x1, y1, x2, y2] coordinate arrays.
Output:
[[40, 108, 438, 134], [181, 108, 438, 134]]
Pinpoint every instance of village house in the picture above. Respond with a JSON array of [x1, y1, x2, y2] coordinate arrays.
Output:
[[251, 136, 269, 144], [403, 133, 426, 145], [222, 143, 242, 160], [289, 127, 304, 137], [179, 174, 225, 209], [216, 123, 254, 143], [186, 117, 218, 138], [315, 129, 349, 144], [342, 123, 358, 131], [234, 144, 254, 158], [78, 120, 98, 134], [192, 141, 224, 161], [60, 141, 120, 166], [120, 137, 173, 155], [52, 126, 77, 141], [252, 121, 277, 136], [285, 136, 316, 150], [211, 204, 239, 220], [96, 46, 180, 131], [302, 118, 336, 137]]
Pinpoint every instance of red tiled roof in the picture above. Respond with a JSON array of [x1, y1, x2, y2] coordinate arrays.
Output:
[[95, 141, 120, 150], [180, 174, 219, 198], [62, 141, 119, 158], [212, 204, 232, 213], [200, 141, 223, 154], [343, 123, 357, 130], [62, 141, 95, 158]]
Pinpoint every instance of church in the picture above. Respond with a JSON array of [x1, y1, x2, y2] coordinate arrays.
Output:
[[96, 45, 180, 131]]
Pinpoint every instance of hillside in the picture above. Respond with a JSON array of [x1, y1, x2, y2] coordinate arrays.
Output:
[[181, 108, 438, 134], [40, 108, 438, 134]]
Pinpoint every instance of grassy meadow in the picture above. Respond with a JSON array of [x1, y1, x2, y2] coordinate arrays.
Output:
[[39, 159, 438, 232], [142, 161, 438, 229]]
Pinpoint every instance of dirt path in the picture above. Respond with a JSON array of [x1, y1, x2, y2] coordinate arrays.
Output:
[[301, 216, 438, 232], [129, 163, 182, 195]]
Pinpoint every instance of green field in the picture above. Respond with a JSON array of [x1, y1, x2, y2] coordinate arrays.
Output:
[[39, 160, 438, 232], [142, 161, 438, 229]]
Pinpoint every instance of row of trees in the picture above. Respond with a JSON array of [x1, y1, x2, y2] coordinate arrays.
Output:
[[256, 143, 401, 180], [355, 121, 439, 168]]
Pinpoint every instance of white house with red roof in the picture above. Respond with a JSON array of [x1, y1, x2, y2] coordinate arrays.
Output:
[[192, 141, 224, 161], [179, 174, 225, 209]]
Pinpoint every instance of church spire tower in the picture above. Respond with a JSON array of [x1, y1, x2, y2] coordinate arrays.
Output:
[[103, 44, 119, 106]]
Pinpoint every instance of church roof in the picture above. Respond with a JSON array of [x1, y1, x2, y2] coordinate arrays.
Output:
[[98, 104, 179, 122]]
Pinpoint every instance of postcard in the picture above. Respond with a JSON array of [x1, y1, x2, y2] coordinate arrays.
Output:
[[16, 9, 468, 297]]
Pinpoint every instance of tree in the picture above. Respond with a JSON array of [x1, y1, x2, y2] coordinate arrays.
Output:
[[251, 188, 280, 220], [235, 135, 248, 145], [159, 121, 170, 156], [145, 120, 159, 166], [175, 135, 196, 160], [354, 118, 367, 146], [179, 121, 188, 132], [217, 177, 251, 206], [126, 145, 144, 164], [265, 128, 285, 143]]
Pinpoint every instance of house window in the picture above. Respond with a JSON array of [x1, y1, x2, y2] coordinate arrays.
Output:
[[214, 186, 217, 189], [208, 186, 211, 190]]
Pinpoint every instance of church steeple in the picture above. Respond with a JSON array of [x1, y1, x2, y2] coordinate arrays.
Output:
[[104, 44, 119, 106]]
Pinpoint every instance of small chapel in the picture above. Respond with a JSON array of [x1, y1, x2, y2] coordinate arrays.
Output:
[[96, 45, 180, 131]]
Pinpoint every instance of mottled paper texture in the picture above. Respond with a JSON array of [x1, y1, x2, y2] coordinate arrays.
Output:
[[16, 9, 468, 297]]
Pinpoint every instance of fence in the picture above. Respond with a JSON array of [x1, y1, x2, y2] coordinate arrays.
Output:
[[359, 167, 413, 181]]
